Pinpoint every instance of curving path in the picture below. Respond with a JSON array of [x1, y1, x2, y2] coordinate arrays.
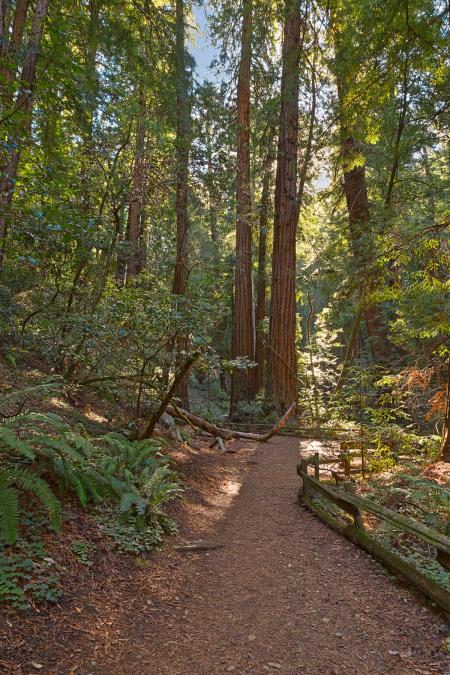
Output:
[[102, 436, 448, 675]]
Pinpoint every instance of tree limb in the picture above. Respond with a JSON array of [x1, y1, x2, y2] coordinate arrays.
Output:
[[166, 402, 297, 442], [139, 350, 201, 439]]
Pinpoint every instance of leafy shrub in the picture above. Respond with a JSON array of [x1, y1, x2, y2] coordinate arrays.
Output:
[[96, 433, 181, 550], [0, 411, 118, 544], [0, 511, 62, 609]]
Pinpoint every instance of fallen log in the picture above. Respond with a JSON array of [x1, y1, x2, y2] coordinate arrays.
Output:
[[166, 402, 297, 441], [139, 351, 201, 439]]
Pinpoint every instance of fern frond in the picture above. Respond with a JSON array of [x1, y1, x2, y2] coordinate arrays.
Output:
[[32, 435, 85, 463], [65, 432, 94, 457], [0, 427, 35, 460], [6, 467, 62, 532], [120, 491, 146, 515], [4, 412, 66, 431], [0, 473, 20, 544], [0, 380, 64, 414]]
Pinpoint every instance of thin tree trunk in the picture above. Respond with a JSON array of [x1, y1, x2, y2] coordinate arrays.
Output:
[[296, 31, 316, 222], [385, 60, 409, 208], [254, 127, 276, 392], [341, 135, 388, 357], [126, 86, 146, 277], [334, 298, 364, 395], [172, 0, 191, 409], [207, 136, 219, 247], [229, 0, 254, 416], [80, 0, 100, 219], [332, 12, 388, 360], [440, 362, 450, 462], [0, 0, 49, 269], [266, 0, 302, 411], [139, 351, 201, 440], [0, 0, 29, 108], [0, 0, 9, 58]]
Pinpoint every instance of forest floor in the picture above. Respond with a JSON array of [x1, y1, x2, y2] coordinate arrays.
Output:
[[1, 435, 449, 674]]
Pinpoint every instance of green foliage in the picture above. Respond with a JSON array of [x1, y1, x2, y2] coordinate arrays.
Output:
[[0, 377, 183, 607], [96, 433, 181, 550], [0, 406, 113, 544], [70, 539, 96, 566], [0, 511, 61, 610], [96, 507, 177, 554]]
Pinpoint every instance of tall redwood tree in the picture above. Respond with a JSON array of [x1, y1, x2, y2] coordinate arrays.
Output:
[[172, 0, 191, 409], [0, 0, 49, 269], [254, 127, 276, 393], [229, 0, 255, 417], [266, 0, 302, 411]]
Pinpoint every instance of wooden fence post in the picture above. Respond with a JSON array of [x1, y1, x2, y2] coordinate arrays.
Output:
[[314, 452, 320, 479], [344, 481, 364, 530], [300, 459, 310, 499]]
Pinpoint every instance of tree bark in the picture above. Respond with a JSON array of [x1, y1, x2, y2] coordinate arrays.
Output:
[[172, 0, 191, 409], [440, 362, 450, 462], [266, 0, 302, 411], [0, 0, 49, 269], [341, 136, 388, 357], [229, 0, 255, 416], [0, 0, 29, 108], [332, 12, 388, 360], [126, 86, 146, 277], [207, 136, 219, 247], [254, 127, 276, 392], [139, 351, 201, 440]]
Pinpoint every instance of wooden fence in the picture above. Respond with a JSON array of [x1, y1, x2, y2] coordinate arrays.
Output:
[[298, 453, 450, 617]]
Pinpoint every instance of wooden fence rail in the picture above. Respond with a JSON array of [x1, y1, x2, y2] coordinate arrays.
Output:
[[297, 455, 450, 617]]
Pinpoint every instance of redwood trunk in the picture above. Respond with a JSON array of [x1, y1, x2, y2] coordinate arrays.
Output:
[[266, 0, 302, 411], [440, 362, 450, 463], [230, 0, 254, 416], [342, 136, 388, 356], [126, 87, 146, 278], [0, 0, 29, 107], [0, 0, 49, 269], [207, 140, 219, 247], [254, 129, 275, 392], [172, 0, 191, 409]]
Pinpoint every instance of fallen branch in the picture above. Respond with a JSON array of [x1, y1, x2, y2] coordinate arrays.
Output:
[[166, 402, 297, 441], [139, 351, 201, 439]]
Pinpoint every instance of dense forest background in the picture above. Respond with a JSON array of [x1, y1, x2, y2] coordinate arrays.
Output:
[[0, 0, 449, 449]]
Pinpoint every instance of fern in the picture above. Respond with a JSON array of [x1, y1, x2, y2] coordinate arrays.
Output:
[[0, 475, 20, 544], [0, 467, 61, 544], [32, 435, 86, 463], [0, 427, 35, 460], [120, 491, 147, 515], [4, 412, 67, 431], [0, 380, 64, 416], [6, 467, 62, 531]]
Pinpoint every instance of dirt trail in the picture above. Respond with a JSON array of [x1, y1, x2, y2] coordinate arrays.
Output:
[[100, 436, 447, 675], [3, 436, 448, 674]]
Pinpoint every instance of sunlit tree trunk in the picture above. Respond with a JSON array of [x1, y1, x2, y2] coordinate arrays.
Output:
[[0, 0, 49, 269], [172, 0, 191, 409], [254, 128, 275, 392], [266, 0, 302, 411], [341, 136, 388, 357], [229, 0, 254, 417]]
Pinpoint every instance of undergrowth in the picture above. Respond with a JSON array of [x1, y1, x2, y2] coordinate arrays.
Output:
[[0, 383, 183, 610]]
